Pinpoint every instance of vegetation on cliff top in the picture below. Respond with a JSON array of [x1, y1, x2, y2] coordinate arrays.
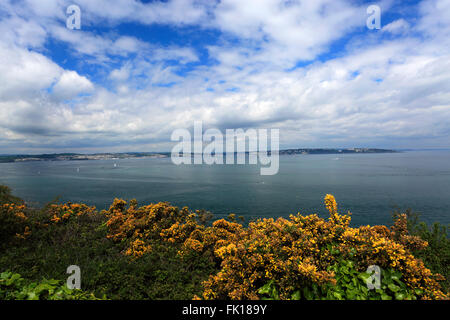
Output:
[[0, 185, 448, 300]]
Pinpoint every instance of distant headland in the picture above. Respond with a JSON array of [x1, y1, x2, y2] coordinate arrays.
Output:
[[0, 148, 397, 163]]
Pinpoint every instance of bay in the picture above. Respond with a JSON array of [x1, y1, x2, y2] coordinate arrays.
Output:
[[0, 150, 449, 227]]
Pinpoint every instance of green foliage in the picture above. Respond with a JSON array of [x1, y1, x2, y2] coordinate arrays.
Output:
[[0, 185, 447, 300], [0, 189, 218, 300], [257, 280, 279, 300], [0, 190, 28, 247], [324, 260, 417, 300], [1, 222, 216, 300], [258, 259, 418, 300], [398, 209, 450, 291], [0, 208, 24, 246], [0, 271, 100, 300], [0, 185, 23, 205]]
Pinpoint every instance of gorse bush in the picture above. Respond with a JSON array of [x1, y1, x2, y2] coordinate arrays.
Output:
[[101, 194, 448, 300], [103, 199, 214, 258], [398, 209, 450, 292], [199, 196, 445, 300], [258, 260, 420, 300], [0, 193, 216, 300], [0, 186, 30, 246], [0, 185, 448, 300], [0, 185, 23, 205], [177, 196, 448, 299], [0, 207, 30, 246]]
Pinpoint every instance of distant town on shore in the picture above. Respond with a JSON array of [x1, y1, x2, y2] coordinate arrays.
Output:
[[0, 148, 397, 163]]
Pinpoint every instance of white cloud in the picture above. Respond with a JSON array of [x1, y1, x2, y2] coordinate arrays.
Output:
[[0, 44, 60, 99], [0, 0, 449, 152], [109, 64, 131, 82], [211, 0, 365, 66], [52, 70, 94, 100], [382, 19, 410, 34]]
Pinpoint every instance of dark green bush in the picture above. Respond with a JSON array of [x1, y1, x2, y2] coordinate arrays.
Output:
[[0, 271, 101, 300], [0, 185, 23, 205], [0, 188, 217, 300], [0, 187, 28, 247], [0, 186, 447, 300], [399, 209, 450, 292]]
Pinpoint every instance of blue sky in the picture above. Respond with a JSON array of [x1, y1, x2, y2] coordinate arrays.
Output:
[[0, 0, 449, 153]]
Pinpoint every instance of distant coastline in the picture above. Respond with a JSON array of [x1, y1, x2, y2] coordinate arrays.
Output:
[[0, 148, 397, 163]]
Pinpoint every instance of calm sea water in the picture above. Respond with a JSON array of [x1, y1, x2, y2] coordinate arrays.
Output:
[[1, 150, 449, 227]]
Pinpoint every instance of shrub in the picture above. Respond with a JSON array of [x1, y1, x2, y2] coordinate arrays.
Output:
[[0, 271, 100, 300], [396, 209, 450, 292], [0, 185, 23, 205], [103, 199, 213, 259], [258, 260, 419, 300], [1, 184, 448, 300], [0, 203, 30, 246], [1, 195, 217, 300], [164, 195, 448, 300], [0, 186, 31, 246]]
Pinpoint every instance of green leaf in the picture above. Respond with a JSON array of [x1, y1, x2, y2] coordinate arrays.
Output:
[[271, 286, 279, 300], [27, 292, 38, 300], [332, 292, 343, 300], [395, 292, 405, 300], [388, 283, 400, 292], [258, 281, 273, 295], [0, 272, 12, 280], [358, 272, 371, 282], [303, 287, 314, 300], [291, 290, 301, 300]]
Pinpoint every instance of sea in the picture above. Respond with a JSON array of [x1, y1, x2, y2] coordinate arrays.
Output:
[[0, 150, 449, 227]]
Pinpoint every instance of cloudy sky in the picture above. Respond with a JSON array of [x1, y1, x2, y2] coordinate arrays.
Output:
[[0, 0, 449, 154]]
